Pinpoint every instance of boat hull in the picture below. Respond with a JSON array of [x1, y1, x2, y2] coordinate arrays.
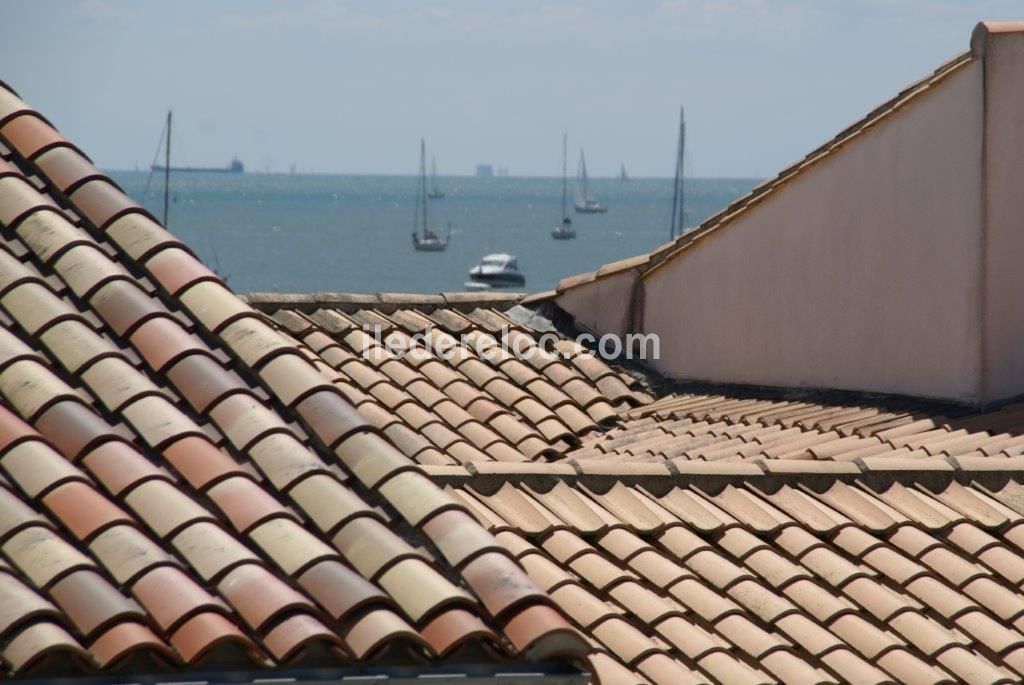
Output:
[[551, 227, 576, 239], [469, 272, 526, 287], [574, 203, 607, 214], [151, 165, 243, 174], [413, 236, 448, 251]]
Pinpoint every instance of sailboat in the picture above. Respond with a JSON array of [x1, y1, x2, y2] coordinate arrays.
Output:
[[619, 163, 629, 181], [412, 139, 450, 251], [574, 149, 607, 213], [427, 157, 445, 199], [669, 107, 687, 240], [552, 133, 575, 240]]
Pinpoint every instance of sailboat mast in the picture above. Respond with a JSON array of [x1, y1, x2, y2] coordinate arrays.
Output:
[[561, 133, 567, 220], [680, 109, 686, 238], [580, 150, 588, 199], [420, 139, 428, 237], [669, 107, 685, 240], [163, 110, 171, 228]]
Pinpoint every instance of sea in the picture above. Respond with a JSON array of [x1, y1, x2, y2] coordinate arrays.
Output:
[[108, 172, 758, 295]]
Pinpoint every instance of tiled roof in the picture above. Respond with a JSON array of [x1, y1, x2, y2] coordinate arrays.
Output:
[[572, 390, 1024, 466], [415, 388, 1024, 684], [0, 85, 590, 677], [72, 285, 1024, 685], [246, 294, 655, 465], [245, 296, 1024, 684], [551, 49, 976, 296], [6, 63, 1024, 685], [428, 459, 1024, 685]]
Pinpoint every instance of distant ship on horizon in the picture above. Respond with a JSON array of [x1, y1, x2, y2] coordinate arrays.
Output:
[[152, 156, 244, 173]]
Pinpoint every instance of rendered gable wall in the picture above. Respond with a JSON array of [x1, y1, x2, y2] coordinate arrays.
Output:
[[641, 56, 984, 401]]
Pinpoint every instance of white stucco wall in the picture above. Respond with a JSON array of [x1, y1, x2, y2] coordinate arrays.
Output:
[[642, 60, 984, 402], [981, 30, 1024, 404]]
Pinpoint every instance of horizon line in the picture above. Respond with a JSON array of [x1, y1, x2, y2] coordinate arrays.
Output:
[[106, 169, 764, 182]]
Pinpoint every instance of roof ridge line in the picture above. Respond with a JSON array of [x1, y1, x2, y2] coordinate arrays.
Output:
[[644, 51, 976, 278], [421, 454, 1024, 483], [244, 291, 529, 314]]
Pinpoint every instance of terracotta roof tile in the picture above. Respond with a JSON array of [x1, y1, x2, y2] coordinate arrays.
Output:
[[41, 481, 131, 541], [419, 607, 500, 657], [170, 521, 259, 582], [129, 566, 225, 632], [377, 557, 474, 622], [503, 603, 590, 661], [0, 177, 59, 228], [2, 439, 89, 498], [331, 516, 426, 581], [179, 280, 254, 333], [294, 561, 385, 620], [105, 213, 183, 262], [206, 476, 294, 533], [286, 473, 372, 534], [261, 613, 345, 662], [0, 285, 74, 340], [3, 525, 96, 589], [461, 550, 549, 618], [33, 146, 104, 194], [247, 518, 336, 578], [1, 114, 70, 160], [295, 389, 370, 449], [339, 607, 422, 659], [0, 571, 59, 638], [3, 621, 92, 674], [87, 525, 175, 585], [246, 432, 329, 489], [75, 441, 161, 496], [164, 354, 246, 413], [87, 621, 173, 669], [216, 563, 313, 631], [49, 568, 144, 638], [14, 212, 88, 266], [168, 611, 261, 664]]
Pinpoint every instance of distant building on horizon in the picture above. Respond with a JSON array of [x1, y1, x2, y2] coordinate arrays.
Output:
[[475, 164, 493, 178]]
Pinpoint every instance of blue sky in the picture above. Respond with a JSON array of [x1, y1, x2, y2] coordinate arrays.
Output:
[[2, 1, 1018, 177]]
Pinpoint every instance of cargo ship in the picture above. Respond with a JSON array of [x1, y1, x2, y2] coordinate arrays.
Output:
[[151, 156, 244, 173]]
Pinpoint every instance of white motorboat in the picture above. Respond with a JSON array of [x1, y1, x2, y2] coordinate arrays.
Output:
[[468, 254, 526, 288]]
